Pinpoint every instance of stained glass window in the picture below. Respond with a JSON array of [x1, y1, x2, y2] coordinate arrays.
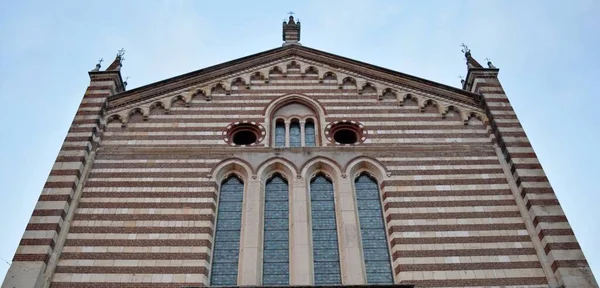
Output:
[[355, 174, 393, 284], [289, 121, 301, 147], [305, 121, 316, 147], [263, 175, 289, 285], [210, 176, 244, 286], [275, 121, 286, 147], [310, 174, 342, 285]]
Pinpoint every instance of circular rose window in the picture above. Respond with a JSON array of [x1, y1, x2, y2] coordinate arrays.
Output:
[[325, 120, 366, 145], [223, 122, 266, 146]]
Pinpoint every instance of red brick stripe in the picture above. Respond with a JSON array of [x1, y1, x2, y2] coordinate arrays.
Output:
[[385, 200, 515, 209], [394, 261, 540, 272], [84, 181, 215, 188], [64, 239, 211, 247], [551, 260, 589, 272], [391, 235, 531, 245], [387, 211, 521, 220], [32, 209, 66, 218], [78, 202, 215, 209], [39, 194, 72, 202], [92, 162, 213, 169], [392, 168, 503, 176], [13, 253, 49, 263], [388, 223, 525, 233], [60, 252, 209, 260], [385, 178, 508, 186], [88, 172, 203, 178], [50, 283, 205, 288], [533, 215, 567, 226], [544, 242, 581, 254], [401, 278, 547, 287], [19, 238, 56, 248], [68, 226, 212, 235], [383, 189, 511, 199], [80, 192, 216, 200], [55, 266, 208, 275], [26, 223, 61, 233], [74, 214, 213, 222]]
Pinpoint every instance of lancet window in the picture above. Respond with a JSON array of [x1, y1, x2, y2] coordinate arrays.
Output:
[[262, 174, 290, 285], [354, 173, 394, 284], [210, 175, 245, 286]]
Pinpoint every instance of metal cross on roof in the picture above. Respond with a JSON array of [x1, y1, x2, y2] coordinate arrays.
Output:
[[287, 11, 295, 16], [460, 43, 470, 54], [97, 58, 104, 65]]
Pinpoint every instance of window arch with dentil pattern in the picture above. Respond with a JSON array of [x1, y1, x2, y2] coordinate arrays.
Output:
[[271, 102, 319, 147]]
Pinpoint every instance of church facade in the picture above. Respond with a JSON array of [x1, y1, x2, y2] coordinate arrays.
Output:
[[3, 17, 597, 288]]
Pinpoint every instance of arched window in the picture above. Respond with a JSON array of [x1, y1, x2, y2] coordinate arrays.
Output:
[[309, 174, 342, 285], [263, 174, 290, 285], [210, 175, 244, 286], [354, 174, 393, 284], [275, 120, 286, 147], [289, 119, 301, 147], [271, 102, 319, 147], [305, 119, 316, 147]]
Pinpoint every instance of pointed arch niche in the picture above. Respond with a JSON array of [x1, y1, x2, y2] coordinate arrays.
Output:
[[265, 95, 326, 147]]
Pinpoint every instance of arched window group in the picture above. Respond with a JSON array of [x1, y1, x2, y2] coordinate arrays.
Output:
[[211, 170, 393, 285], [273, 118, 317, 147], [271, 102, 318, 147]]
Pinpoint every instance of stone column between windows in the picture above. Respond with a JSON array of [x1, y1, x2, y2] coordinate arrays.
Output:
[[284, 121, 291, 147], [300, 120, 306, 147], [336, 176, 367, 284], [238, 178, 264, 285], [290, 177, 312, 285]]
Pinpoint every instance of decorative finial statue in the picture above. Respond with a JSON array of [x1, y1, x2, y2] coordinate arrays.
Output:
[[117, 48, 126, 58], [92, 58, 103, 72], [461, 43, 470, 57], [485, 57, 496, 69], [124, 76, 130, 87]]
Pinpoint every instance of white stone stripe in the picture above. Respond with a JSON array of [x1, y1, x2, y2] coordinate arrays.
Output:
[[124, 120, 482, 128], [94, 159, 220, 163], [379, 156, 499, 161], [390, 230, 530, 239], [82, 187, 215, 193], [92, 168, 211, 173], [393, 255, 540, 265], [51, 273, 206, 283], [387, 217, 524, 227], [86, 178, 209, 182], [394, 242, 534, 251], [391, 184, 511, 191], [384, 194, 515, 202], [388, 173, 506, 181], [15, 245, 52, 254], [388, 164, 501, 170], [57, 259, 209, 267], [75, 208, 213, 214], [386, 206, 520, 214], [66, 233, 212, 240], [71, 220, 213, 227], [80, 198, 215, 203]]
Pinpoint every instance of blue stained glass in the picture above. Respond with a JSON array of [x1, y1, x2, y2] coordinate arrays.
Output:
[[305, 121, 316, 147], [210, 176, 244, 286], [310, 175, 342, 285], [354, 175, 393, 284], [275, 122, 286, 147], [289, 122, 301, 147], [263, 175, 289, 285]]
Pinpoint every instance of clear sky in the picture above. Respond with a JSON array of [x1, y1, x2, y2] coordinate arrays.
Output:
[[0, 0, 598, 282]]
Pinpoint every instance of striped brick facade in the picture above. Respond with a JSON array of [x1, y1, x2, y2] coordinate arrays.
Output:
[[3, 43, 596, 287]]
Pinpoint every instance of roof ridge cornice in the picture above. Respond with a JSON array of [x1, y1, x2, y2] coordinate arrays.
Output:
[[108, 45, 482, 110]]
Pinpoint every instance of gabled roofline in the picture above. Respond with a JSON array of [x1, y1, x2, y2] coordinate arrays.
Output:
[[108, 45, 482, 109]]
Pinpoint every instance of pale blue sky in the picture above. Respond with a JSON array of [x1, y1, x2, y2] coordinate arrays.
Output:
[[0, 0, 598, 282]]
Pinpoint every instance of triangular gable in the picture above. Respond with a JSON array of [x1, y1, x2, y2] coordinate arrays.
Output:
[[107, 45, 483, 117]]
